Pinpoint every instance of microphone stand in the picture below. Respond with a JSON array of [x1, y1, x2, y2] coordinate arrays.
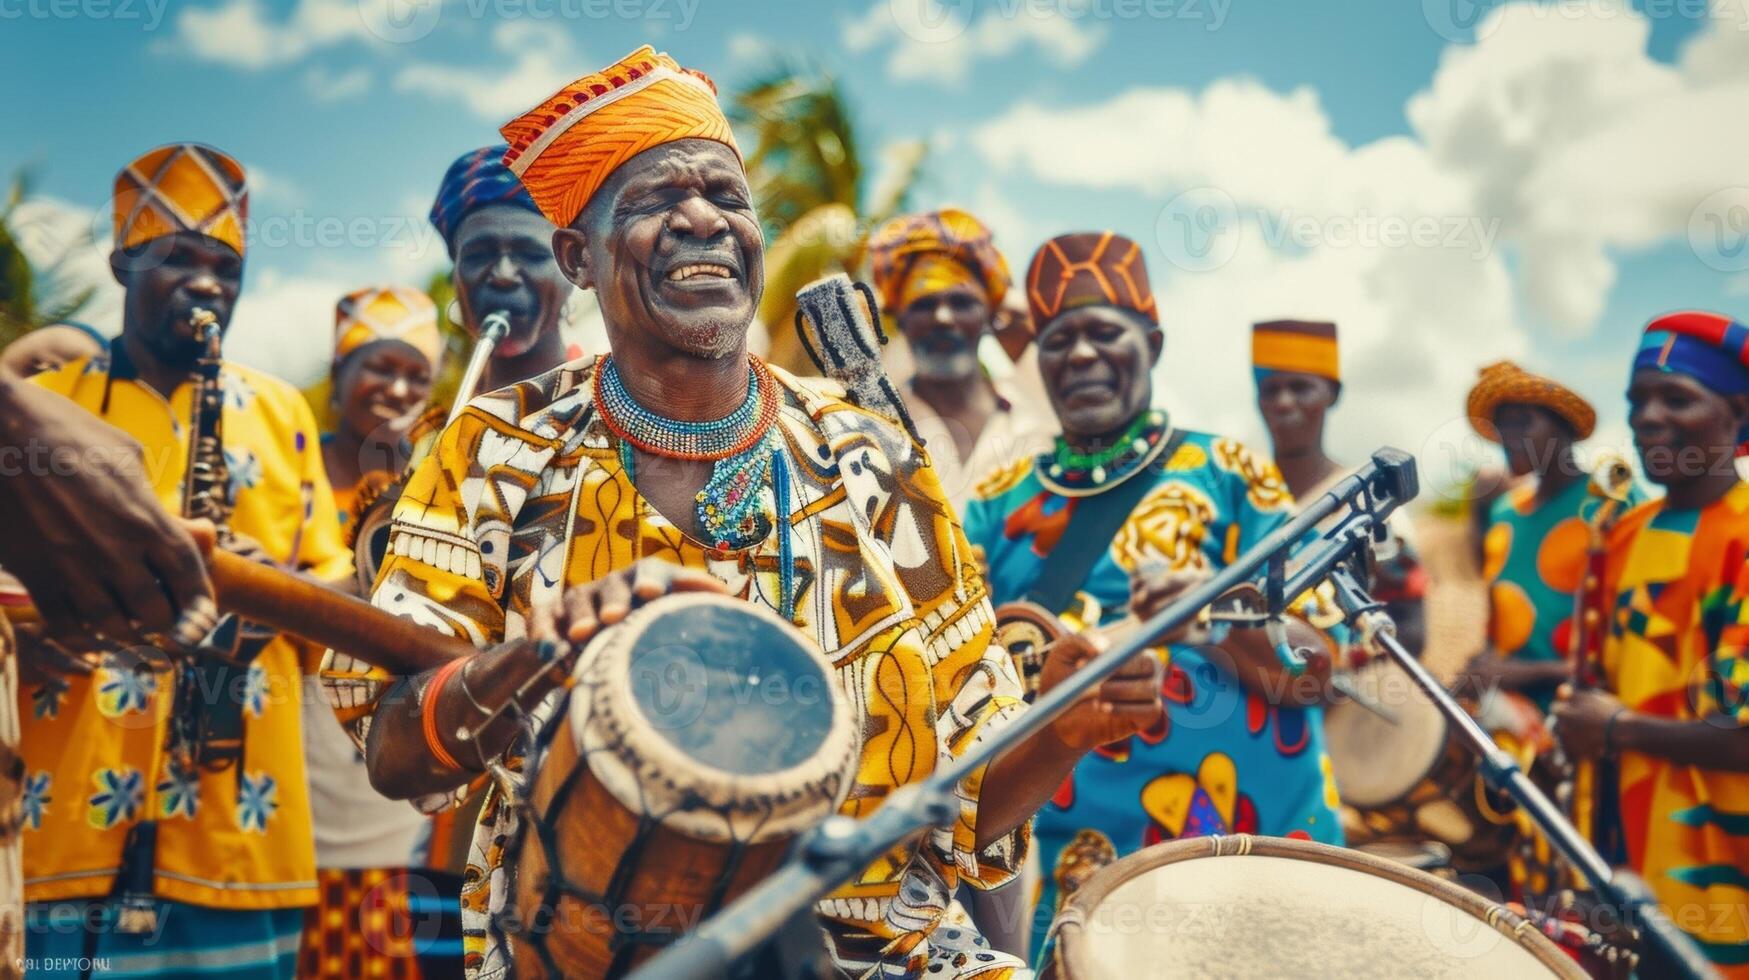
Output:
[[629, 449, 1420, 980], [1307, 521, 1717, 980]]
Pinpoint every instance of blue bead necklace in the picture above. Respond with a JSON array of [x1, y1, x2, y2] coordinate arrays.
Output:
[[600, 356, 796, 620]]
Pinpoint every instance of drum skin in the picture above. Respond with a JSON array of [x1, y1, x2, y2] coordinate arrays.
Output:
[[1052, 835, 1586, 979], [1326, 659, 1521, 870], [505, 594, 858, 979]]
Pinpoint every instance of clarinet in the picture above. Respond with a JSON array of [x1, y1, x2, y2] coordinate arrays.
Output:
[[1557, 453, 1636, 892], [180, 308, 232, 532], [115, 308, 242, 934]]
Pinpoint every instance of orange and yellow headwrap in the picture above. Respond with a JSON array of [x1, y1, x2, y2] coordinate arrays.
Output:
[[334, 286, 441, 370], [113, 143, 248, 257], [1252, 320, 1340, 385], [500, 45, 739, 229], [867, 209, 1011, 313]]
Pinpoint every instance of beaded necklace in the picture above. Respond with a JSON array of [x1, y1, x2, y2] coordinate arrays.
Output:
[[597, 355, 796, 619], [1038, 409, 1172, 497]]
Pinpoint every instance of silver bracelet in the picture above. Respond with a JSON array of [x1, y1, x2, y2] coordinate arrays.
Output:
[[456, 656, 493, 718]]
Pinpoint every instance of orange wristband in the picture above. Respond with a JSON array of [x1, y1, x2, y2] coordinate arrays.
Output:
[[423, 657, 469, 772]]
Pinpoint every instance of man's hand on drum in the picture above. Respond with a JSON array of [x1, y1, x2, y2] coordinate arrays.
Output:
[[0, 374, 216, 649], [364, 559, 734, 800], [530, 558, 729, 650]]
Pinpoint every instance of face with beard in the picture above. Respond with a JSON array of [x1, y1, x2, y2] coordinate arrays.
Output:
[[451, 204, 570, 359], [110, 232, 243, 368], [553, 139, 763, 362], [896, 282, 990, 383]]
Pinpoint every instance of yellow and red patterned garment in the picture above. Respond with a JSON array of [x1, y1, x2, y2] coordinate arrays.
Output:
[[322, 360, 1031, 979], [1600, 482, 1749, 973], [500, 45, 738, 229], [112, 143, 248, 257], [22, 354, 350, 911]]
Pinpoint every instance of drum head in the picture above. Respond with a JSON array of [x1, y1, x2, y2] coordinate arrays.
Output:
[[1325, 659, 1447, 808], [1055, 836, 1584, 979], [629, 601, 834, 775], [573, 592, 858, 844]]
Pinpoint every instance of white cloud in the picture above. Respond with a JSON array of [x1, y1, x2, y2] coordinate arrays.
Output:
[[394, 21, 580, 120], [1407, 0, 1749, 330], [175, 0, 377, 70], [227, 269, 355, 386], [963, 2, 1749, 489], [726, 32, 772, 66], [9, 198, 125, 336], [844, 0, 1107, 84], [304, 65, 373, 102]]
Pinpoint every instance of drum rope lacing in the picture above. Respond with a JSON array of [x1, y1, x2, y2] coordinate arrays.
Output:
[[487, 682, 786, 978]]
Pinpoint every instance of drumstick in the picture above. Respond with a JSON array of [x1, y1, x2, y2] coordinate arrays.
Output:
[[208, 550, 473, 674], [1, 550, 474, 676]]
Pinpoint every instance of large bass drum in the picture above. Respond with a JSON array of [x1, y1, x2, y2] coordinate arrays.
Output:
[[500, 592, 858, 979], [1050, 835, 1587, 978]]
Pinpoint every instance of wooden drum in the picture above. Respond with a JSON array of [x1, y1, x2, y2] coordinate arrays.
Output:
[[503, 593, 859, 979], [1051, 835, 1587, 978], [1325, 658, 1519, 869]]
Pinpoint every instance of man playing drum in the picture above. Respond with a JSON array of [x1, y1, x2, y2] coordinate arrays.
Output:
[[330, 46, 1162, 979], [961, 233, 1340, 960], [1554, 311, 1749, 974]]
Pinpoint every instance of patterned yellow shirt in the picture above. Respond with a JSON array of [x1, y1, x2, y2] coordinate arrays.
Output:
[[323, 359, 1031, 979], [22, 352, 349, 910]]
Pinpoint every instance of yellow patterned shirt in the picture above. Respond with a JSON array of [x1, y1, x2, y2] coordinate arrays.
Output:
[[322, 359, 1031, 979], [22, 352, 350, 910]]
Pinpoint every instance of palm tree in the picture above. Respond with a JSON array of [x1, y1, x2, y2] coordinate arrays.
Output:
[[0, 171, 95, 347], [730, 62, 925, 375]]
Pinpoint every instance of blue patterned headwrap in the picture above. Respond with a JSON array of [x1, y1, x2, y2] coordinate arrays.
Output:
[[429, 144, 542, 255]]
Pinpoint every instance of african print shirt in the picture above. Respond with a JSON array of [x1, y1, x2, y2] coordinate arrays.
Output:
[[1484, 477, 1642, 712], [321, 359, 1032, 980], [22, 353, 349, 910], [962, 430, 1344, 958], [1599, 482, 1749, 972]]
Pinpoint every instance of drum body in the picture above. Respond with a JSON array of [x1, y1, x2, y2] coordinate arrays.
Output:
[[1324, 659, 1518, 869], [1052, 835, 1587, 979], [505, 593, 858, 979]]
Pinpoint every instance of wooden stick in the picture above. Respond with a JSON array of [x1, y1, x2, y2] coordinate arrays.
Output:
[[209, 550, 472, 674]]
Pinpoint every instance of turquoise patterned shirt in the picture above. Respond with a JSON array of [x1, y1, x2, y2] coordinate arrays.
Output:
[[962, 427, 1345, 957]]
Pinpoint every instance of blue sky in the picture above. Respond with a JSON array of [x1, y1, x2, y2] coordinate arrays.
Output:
[[3, 0, 1747, 488]]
